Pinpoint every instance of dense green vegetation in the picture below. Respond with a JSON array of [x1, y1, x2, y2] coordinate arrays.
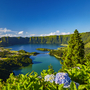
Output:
[[0, 37, 29, 46], [62, 29, 85, 68], [0, 48, 33, 81], [0, 66, 77, 90], [0, 31, 90, 47], [36, 41, 90, 60]]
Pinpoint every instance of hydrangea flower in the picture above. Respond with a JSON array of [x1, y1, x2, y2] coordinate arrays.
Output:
[[55, 72, 71, 88], [44, 74, 55, 83]]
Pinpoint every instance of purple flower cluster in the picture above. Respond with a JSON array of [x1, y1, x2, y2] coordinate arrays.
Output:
[[44, 72, 79, 88], [55, 73, 71, 87]]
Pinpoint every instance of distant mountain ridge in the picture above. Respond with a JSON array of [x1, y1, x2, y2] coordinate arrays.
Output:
[[0, 32, 90, 47]]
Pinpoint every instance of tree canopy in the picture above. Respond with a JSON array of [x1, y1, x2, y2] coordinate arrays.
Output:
[[62, 29, 85, 68]]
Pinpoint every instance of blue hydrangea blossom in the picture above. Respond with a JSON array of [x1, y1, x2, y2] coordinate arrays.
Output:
[[55, 72, 71, 88]]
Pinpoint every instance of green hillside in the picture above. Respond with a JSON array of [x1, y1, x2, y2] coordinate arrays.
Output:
[[0, 31, 90, 47]]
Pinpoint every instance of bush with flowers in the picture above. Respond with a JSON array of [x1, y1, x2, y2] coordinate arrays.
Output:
[[0, 64, 90, 90], [0, 64, 78, 90]]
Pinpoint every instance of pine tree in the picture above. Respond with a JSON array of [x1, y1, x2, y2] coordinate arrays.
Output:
[[62, 29, 85, 68]]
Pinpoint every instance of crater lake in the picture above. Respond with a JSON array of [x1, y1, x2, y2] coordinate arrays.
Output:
[[5, 44, 63, 75]]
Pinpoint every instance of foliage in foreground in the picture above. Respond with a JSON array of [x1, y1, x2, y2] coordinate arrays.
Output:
[[0, 72, 73, 90], [0, 71, 78, 90], [62, 63, 90, 90], [0, 63, 90, 90]]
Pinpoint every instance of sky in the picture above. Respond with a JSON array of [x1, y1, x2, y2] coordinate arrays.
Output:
[[0, 0, 90, 37]]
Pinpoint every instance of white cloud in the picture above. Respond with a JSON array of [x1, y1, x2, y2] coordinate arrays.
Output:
[[0, 28, 72, 38], [40, 31, 71, 36], [0, 28, 11, 33], [0, 28, 17, 34], [0, 28, 25, 37], [40, 30, 69, 36], [40, 34, 45, 36], [56, 30, 60, 33], [48, 30, 60, 36], [40, 30, 60, 36], [0, 34, 17, 37], [60, 32, 71, 35], [30, 34, 36, 36], [49, 32, 55, 35], [18, 31, 23, 34]]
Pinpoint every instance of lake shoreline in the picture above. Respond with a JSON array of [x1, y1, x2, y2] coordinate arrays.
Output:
[[0, 48, 34, 81], [36, 47, 65, 60], [1, 44, 63, 80]]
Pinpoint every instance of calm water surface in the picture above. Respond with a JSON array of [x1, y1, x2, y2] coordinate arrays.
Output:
[[5, 44, 63, 75]]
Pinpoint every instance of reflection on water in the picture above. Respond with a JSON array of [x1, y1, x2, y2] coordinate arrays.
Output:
[[13, 69, 23, 75], [13, 54, 62, 76], [30, 55, 42, 64], [13, 64, 33, 75]]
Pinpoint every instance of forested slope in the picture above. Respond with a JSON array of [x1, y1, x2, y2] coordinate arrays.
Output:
[[0, 32, 90, 46]]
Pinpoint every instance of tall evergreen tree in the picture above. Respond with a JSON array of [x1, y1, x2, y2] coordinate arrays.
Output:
[[62, 29, 85, 68]]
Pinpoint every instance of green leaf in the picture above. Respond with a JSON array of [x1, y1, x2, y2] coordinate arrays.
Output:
[[39, 85, 43, 90], [7, 83, 11, 90], [17, 83, 20, 90], [58, 84, 64, 90], [78, 85, 86, 90], [70, 81, 77, 90]]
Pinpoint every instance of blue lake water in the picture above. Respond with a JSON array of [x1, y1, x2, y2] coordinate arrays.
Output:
[[5, 44, 63, 75]]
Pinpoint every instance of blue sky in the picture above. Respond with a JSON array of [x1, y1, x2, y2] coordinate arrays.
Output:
[[0, 0, 90, 37]]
